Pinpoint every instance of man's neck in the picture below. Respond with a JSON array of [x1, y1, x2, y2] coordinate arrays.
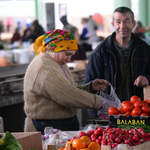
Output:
[[115, 35, 132, 48]]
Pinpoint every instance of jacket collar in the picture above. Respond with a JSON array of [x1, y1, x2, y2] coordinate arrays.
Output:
[[102, 32, 145, 51]]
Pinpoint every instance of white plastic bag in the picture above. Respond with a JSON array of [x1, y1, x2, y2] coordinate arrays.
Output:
[[42, 128, 80, 150], [42, 127, 60, 150], [0, 117, 4, 133], [100, 85, 121, 109], [98, 85, 121, 117]]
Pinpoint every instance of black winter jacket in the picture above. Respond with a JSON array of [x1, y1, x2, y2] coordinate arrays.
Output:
[[85, 32, 150, 118]]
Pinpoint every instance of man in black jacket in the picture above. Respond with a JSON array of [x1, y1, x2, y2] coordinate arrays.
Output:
[[85, 6, 150, 118]]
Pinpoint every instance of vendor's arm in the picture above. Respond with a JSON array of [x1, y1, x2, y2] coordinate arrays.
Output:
[[83, 51, 105, 118], [91, 79, 110, 91], [76, 79, 110, 93], [32, 68, 103, 110]]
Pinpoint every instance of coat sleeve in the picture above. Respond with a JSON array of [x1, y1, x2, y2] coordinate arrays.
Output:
[[76, 81, 93, 93], [142, 50, 150, 84], [85, 51, 104, 87], [84, 51, 104, 118], [32, 68, 103, 110]]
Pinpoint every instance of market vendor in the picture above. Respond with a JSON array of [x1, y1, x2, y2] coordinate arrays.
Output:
[[23, 29, 110, 134], [84, 6, 150, 119]]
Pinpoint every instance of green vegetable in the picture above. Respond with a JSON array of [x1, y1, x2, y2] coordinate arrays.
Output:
[[0, 131, 22, 150], [118, 124, 150, 132], [0, 139, 4, 145]]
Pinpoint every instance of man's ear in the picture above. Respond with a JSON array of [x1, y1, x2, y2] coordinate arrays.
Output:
[[111, 22, 114, 27], [133, 20, 136, 28]]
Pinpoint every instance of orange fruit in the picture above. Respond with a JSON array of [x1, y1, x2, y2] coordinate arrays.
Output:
[[80, 136, 91, 146], [58, 148, 64, 150], [72, 138, 86, 149], [88, 142, 101, 150], [65, 141, 75, 150], [80, 148, 91, 150]]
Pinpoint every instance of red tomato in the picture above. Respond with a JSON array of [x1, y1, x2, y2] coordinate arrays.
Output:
[[119, 107, 124, 114], [122, 103, 134, 112], [131, 107, 142, 117], [121, 101, 131, 108], [125, 111, 131, 117], [142, 101, 149, 107], [130, 95, 141, 104], [142, 105, 150, 114], [144, 100, 149, 103], [133, 101, 143, 108], [144, 100, 150, 107], [108, 107, 119, 115], [145, 100, 150, 104], [140, 113, 149, 117], [117, 113, 123, 115]]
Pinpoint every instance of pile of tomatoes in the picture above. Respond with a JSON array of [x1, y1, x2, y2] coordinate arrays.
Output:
[[108, 95, 150, 117]]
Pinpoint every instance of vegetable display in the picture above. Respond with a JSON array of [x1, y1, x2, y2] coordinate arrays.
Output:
[[58, 96, 150, 149], [108, 95, 150, 117], [0, 131, 22, 150], [0, 138, 4, 146], [58, 126, 150, 149], [108, 95, 150, 133]]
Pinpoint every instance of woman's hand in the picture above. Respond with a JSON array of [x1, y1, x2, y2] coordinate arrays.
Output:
[[92, 79, 111, 91]]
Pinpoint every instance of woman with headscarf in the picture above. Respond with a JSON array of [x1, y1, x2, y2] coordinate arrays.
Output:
[[24, 29, 110, 134], [64, 25, 87, 61]]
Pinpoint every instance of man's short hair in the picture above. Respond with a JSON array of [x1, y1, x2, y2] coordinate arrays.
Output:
[[112, 6, 134, 22]]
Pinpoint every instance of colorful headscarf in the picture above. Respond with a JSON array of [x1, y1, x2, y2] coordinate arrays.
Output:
[[33, 29, 78, 56]]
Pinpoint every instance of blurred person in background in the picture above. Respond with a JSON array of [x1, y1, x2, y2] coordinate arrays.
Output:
[[16, 20, 22, 34], [6, 17, 11, 32], [26, 20, 45, 43], [0, 20, 4, 41], [134, 21, 145, 40], [80, 18, 99, 52], [88, 15, 98, 31], [26, 17, 32, 29], [24, 29, 110, 134], [60, 15, 70, 29], [31, 20, 45, 36], [64, 25, 86, 61], [21, 28, 33, 43], [10, 28, 21, 44], [0, 20, 4, 49], [85, 6, 150, 119]]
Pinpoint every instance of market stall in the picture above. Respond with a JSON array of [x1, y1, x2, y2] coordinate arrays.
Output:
[[1, 52, 150, 150]]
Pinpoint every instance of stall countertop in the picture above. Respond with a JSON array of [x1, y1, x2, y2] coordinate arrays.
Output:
[[0, 91, 24, 108]]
